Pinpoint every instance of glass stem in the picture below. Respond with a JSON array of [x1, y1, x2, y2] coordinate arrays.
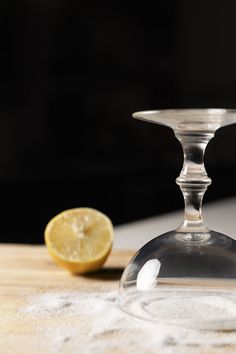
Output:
[[175, 131, 214, 233]]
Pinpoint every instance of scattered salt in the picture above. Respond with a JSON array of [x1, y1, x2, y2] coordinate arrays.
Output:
[[17, 289, 236, 353]]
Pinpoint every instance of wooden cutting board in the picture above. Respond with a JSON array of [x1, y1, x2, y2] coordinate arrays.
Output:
[[0, 244, 133, 292], [0, 245, 134, 354], [0, 244, 235, 354]]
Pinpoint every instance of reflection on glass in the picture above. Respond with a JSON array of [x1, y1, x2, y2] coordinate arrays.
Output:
[[137, 259, 161, 291]]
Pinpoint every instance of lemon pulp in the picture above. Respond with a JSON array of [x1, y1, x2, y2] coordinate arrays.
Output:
[[45, 208, 113, 273]]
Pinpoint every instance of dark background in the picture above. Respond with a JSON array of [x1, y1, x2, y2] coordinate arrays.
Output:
[[1, 1, 236, 243]]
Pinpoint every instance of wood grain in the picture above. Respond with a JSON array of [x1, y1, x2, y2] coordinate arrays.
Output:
[[0, 245, 134, 354]]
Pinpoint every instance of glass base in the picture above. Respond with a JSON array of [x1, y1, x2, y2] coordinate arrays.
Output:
[[119, 230, 236, 329]]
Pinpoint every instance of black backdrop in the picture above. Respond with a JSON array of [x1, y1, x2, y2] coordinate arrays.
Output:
[[1, 1, 236, 243]]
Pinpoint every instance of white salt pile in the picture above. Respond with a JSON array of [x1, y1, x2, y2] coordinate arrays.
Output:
[[121, 288, 236, 331], [19, 289, 236, 353]]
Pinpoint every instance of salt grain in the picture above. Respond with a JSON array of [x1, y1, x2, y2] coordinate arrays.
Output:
[[19, 289, 236, 353]]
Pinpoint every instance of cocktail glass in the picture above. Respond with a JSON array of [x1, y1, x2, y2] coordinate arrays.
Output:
[[119, 109, 236, 329]]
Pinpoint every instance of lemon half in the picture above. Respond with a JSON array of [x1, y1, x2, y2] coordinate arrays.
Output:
[[45, 208, 113, 274]]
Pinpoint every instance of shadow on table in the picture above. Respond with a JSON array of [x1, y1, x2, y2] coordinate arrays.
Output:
[[80, 267, 124, 281]]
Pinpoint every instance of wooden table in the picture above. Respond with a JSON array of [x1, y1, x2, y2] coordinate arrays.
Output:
[[0, 244, 235, 354]]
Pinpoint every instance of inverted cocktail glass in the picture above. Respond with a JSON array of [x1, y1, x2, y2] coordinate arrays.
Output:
[[119, 109, 236, 329]]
